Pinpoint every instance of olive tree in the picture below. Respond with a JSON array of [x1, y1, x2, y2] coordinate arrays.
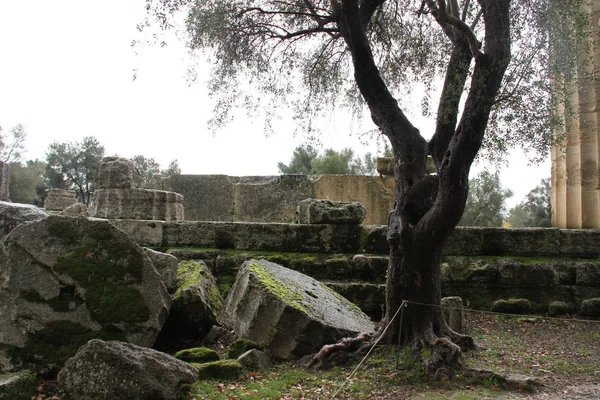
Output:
[[144, 0, 583, 372]]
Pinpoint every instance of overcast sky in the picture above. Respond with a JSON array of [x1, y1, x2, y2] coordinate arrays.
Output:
[[0, 0, 550, 208]]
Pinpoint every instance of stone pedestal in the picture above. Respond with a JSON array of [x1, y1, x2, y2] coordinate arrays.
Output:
[[0, 161, 9, 201], [90, 157, 184, 221], [44, 189, 78, 211]]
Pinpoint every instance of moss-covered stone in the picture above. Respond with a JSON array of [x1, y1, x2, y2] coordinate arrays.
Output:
[[248, 261, 307, 314], [226, 339, 261, 359], [19, 287, 83, 313], [175, 347, 220, 363], [548, 301, 573, 317], [490, 298, 532, 315], [0, 371, 38, 400], [52, 237, 149, 325], [191, 360, 243, 380], [580, 298, 600, 317], [7, 320, 125, 377], [173, 261, 223, 313]]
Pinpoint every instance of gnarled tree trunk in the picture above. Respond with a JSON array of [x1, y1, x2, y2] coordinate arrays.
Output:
[[333, 0, 512, 370]]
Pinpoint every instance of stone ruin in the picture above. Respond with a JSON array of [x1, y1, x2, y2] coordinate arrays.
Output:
[[0, 161, 9, 201], [89, 157, 184, 221], [43, 188, 78, 211]]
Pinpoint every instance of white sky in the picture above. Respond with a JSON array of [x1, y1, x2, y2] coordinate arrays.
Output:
[[0, 0, 549, 208]]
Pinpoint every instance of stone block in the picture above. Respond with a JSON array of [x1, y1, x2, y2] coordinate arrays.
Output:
[[560, 229, 600, 257], [0, 161, 9, 201], [234, 175, 313, 223], [441, 296, 465, 333], [579, 298, 600, 317], [576, 263, 600, 286], [312, 175, 393, 225], [95, 156, 142, 189], [296, 198, 366, 225], [220, 260, 374, 359], [44, 188, 78, 211], [110, 219, 165, 247], [91, 188, 184, 221], [159, 175, 236, 222]]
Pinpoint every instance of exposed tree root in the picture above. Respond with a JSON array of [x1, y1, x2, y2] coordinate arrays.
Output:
[[299, 332, 374, 370], [462, 367, 543, 391]]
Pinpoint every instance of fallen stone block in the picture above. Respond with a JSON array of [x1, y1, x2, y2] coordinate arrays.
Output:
[[221, 259, 374, 359], [296, 199, 366, 225], [58, 339, 198, 400]]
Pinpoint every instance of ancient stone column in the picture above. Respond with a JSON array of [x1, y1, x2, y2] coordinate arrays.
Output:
[[552, 0, 600, 228]]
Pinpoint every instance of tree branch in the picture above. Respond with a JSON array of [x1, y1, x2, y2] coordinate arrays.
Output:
[[425, 0, 481, 57]]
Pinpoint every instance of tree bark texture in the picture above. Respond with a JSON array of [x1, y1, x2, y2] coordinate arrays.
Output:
[[336, 0, 512, 361]]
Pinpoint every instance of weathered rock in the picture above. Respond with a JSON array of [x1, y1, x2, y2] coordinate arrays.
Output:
[[111, 219, 165, 247], [0, 370, 38, 400], [221, 259, 375, 359], [491, 299, 532, 314], [0, 216, 171, 375], [296, 199, 366, 225], [59, 202, 89, 217], [143, 248, 179, 291], [441, 296, 465, 333], [579, 298, 600, 317], [44, 189, 78, 211], [57, 339, 198, 400], [576, 264, 600, 286], [548, 301, 573, 317], [227, 338, 261, 359], [0, 201, 48, 240], [352, 254, 388, 283], [154, 261, 223, 351], [237, 349, 273, 371], [95, 156, 142, 189]]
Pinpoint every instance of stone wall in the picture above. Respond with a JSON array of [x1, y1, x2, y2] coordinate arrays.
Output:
[[113, 220, 600, 258], [157, 174, 394, 225]]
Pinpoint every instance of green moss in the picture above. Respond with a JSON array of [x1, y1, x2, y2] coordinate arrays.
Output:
[[53, 239, 149, 324], [7, 320, 125, 377], [192, 360, 243, 380], [248, 262, 307, 314], [47, 218, 79, 241], [175, 347, 220, 363], [217, 275, 236, 298], [173, 261, 223, 312], [0, 371, 38, 400], [227, 339, 261, 359], [19, 287, 83, 313]]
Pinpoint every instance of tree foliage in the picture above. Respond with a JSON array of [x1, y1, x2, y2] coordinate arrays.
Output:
[[45, 137, 105, 205], [278, 145, 377, 175], [508, 178, 551, 227], [0, 124, 27, 163], [459, 171, 512, 227], [9, 160, 47, 206], [132, 155, 182, 187]]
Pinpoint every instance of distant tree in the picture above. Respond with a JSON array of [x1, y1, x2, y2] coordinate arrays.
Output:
[[278, 145, 319, 174], [132, 155, 181, 187], [45, 136, 105, 205], [9, 160, 47, 206], [459, 171, 513, 227], [161, 159, 181, 177], [0, 124, 27, 163], [508, 178, 551, 227], [279, 146, 377, 175]]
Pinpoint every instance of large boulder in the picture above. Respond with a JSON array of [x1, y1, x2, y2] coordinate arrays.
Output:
[[296, 199, 366, 225], [57, 339, 198, 400], [0, 216, 171, 375], [0, 201, 48, 240], [221, 259, 375, 359], [155, 260, 223, 351]]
